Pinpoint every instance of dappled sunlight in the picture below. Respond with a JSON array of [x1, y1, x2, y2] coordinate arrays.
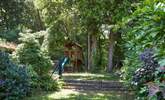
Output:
[[26, 89, 135, 100], [47, 89, 79, 99], [1, 0, 163, 99], [26, 89, 134, 100], [44, 89, 132, 100], [63, 73, 105, 77], [49, 90, 132, 100], [62, 73, 120, 81]]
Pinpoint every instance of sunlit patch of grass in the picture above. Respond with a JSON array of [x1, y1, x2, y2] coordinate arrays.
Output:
[[62, 72, 120, 81], [25, 89, 134, 100], [48, 89, 79, 99], [26, 73, 131, 100]]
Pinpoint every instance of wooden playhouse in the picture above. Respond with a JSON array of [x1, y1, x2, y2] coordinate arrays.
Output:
[[64, 41, 84, 72]]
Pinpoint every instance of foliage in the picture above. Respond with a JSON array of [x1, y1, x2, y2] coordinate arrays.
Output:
[[34, 0, 81, 58], [130, 49, 165, 99], [121, 0, 165, 82], [0, 0, 27, 31], [132, 49, 159, 85], [13, 32, 52, 76], [0, 0, 45, 41], [119, 0, 165, 99], [147, 66, 165, 100], [134, 66, 165, 100], [0, 51, 35, 99], [12, 31, 60, 93], [0, 0, 164, 99], [76, 0, 138, 71], [37, 75, 60, 91], [34, 0, 138, 71], [0, 30, 20, 42]]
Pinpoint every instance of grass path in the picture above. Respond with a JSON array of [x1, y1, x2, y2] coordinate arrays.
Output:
[[26, 89, 134, 100], [26, 73, 134, 100], [61, 72, 120, 81]]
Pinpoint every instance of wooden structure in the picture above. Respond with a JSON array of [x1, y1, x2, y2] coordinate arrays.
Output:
[[64, 41, 83, 72]]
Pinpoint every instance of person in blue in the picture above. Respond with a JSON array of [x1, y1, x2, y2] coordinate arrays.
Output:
[[52, 56, 69, 79]]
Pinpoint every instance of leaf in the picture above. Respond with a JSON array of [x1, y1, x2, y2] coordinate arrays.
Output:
[[159, 59, 165, 67]]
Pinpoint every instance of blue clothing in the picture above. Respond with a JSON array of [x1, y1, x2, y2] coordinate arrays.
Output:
[[51, 57, 69, 77]]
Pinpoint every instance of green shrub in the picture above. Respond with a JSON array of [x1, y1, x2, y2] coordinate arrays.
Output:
[[38, 75, 60, 91], [13, 32, 52, 76], [119, 0, 165, 99], [0, 29, 20, 42], [12, 31, 60, 92], [0, 51, 35, 99], [120, 0, 165, 83]]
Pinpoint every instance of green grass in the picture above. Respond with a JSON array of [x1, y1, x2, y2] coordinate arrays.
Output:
[[61, 72, 120, 81], [25, 89, 134, 100], [26, 73, 132, 100]]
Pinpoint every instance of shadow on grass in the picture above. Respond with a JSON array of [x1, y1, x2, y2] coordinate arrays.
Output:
[[26, 89, 134, 100], [62, 73, 120, 81], [57, 91, 133, 100]]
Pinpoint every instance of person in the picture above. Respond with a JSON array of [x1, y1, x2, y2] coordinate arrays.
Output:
[[58, 60, 63, 79], [58, 57, 66, 79], [52, 56, 69, 79], [53, 59, 63, 79]]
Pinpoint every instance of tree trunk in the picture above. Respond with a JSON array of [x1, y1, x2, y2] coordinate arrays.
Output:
[[87, 33, 91, 71], [98, 37, 102, 66], [35, 9, 45, 31], [108, 33, 115, 72], [91, 34, 97, 67]]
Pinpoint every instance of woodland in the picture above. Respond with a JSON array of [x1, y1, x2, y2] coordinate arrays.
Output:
[[0, 0, 165, 100]]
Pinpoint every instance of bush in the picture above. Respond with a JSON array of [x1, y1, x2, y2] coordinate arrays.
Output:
[[132, 49, 159, 85], [0, 29, 20, 42], [0, 51, 34, 99], [123, 49, 165, 100], [13, 32, 52, 76], [38, 75, 60, 91], [120, 0, 165, 84], [12, 31, 60, 92], [119, 0, 165, 99]]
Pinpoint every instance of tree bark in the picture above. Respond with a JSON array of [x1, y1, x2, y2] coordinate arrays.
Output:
[[91, 34, 97, 67], [98, 36, 102, 66], [87, 33, 91, 71], [35, 9, 46, 31], [108, 33, 115, 72]]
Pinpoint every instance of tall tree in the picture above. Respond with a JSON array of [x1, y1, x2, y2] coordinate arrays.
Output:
[[77, 0, 137, 72]]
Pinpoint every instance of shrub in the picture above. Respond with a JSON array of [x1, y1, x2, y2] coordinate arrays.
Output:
[[121, 0, 165, 82], [38, 75, 60, 91], [128, 49, 165, 100], [0, 29, 20, 42], [119, 0, 165, 99], [12, 31, 60, 92], [13, 32, 52, 76], [0, 51, 34, 99], [132, 49, 159, 85]]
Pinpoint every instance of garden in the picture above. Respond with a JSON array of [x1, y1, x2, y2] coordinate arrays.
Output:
[[0, 0, 165, 100]]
